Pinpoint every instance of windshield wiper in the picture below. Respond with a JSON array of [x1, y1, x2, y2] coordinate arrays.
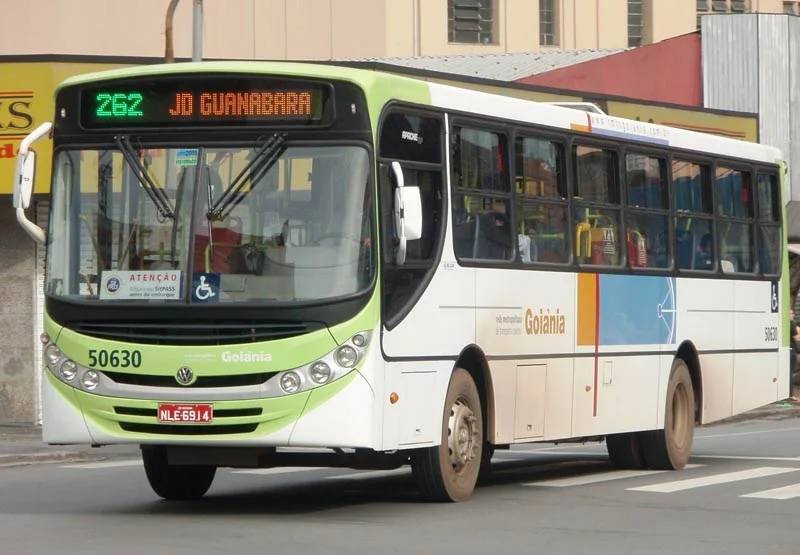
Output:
[[115, 135, 176, 220], [207, 133, 287, 220]]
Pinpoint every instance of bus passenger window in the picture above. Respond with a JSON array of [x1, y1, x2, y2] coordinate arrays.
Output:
[[756, 172, 781, 276], [514, 136, 568, 264], [572, 145, 621, 267], [451, 127, 513, 261], [716, 167, 754, 273], [673, 160, 714, 271], [625, 153, 669, 269]]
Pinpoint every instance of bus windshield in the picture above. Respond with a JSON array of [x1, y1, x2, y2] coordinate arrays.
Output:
[[45, 142, 375, 304]]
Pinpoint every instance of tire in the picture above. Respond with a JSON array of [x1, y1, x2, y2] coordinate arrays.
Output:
[[640, 359, 695, 470], [141, 446, 217, 501], [605, 432, 646, 469], [411, 368, 483, 502]]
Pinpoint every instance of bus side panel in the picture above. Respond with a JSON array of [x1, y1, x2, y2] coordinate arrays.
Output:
[[731, 280, 780, 414], [380, 359, 458, 450], [475, 268, 575, 443], [570, 274, 665, 438], [380, 234, 475, 360], [677, 277, 735, 423]]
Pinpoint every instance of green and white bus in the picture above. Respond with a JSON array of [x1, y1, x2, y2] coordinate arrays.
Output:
[[12, 61, 790, 503]]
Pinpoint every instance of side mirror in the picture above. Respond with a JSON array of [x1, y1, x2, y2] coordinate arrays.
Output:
[[391, 161, 423, 266], [12, 122, 52, 244], [13, 150, 36, 210]]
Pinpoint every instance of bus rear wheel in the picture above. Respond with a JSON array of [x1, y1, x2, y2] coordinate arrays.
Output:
[[605, 432, 646, 469], [141, 446, 217, 501], [412, 368, 483, 502], [640, 359, 695, 470]]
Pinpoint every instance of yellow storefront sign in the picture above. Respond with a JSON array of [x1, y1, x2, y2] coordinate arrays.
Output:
[[0, 61, 133, 196]]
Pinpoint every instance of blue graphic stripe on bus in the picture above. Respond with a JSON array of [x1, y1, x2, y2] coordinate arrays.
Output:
[[589, 128, 671, 147], [597, 275, 676, 346]]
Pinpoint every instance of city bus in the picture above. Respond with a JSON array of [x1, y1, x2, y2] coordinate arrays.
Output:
[[11, 61, 789, 503]]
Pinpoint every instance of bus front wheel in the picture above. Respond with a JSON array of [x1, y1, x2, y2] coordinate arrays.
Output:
[[640, 359, 695, 470], [142, 446, 217, 501], [412, 368, 483, 502]]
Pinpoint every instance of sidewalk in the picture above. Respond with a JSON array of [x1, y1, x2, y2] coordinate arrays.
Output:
[[2, 393, 799, 467], [0, 426, 140, 467]]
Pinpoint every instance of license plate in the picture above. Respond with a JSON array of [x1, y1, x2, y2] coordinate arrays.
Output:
[[157, 403, 213, 423]]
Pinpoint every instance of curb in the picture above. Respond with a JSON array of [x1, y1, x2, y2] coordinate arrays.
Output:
[[0, 450, 99, 468], [706, 403, 800, 426]]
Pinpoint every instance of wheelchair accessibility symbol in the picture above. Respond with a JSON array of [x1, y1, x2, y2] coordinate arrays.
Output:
[[191, 273, 220, 303], [771, 281, 779, 313]]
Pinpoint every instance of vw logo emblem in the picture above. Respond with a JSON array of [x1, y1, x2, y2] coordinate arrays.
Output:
[[176, 366, 194, 386]]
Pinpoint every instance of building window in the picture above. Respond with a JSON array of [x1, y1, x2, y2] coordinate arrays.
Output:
[[628, 0, 643, 48], [784, 1, 799, 15], [539, 0, 558, 46], [708, 0, 750, 11], [448, 0, 495, 44]]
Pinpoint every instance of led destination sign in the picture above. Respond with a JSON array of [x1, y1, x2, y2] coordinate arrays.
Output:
[[78, 76, 332, 129]]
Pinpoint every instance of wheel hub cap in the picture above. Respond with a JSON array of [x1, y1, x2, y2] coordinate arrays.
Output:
[[447, 397, 479, 473]]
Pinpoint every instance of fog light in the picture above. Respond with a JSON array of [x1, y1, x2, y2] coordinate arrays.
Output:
[[39, 332, 50, 345], [60, 360, 77, 382], [279, 371, 301, 393], [309, 361, 332, 384], [335, 346, 357, 368], [82, 370, 99, 391], [45, 344, 61, 366]]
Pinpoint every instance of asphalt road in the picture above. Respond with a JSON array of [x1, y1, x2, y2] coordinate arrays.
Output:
[[3, 418, 800, 555]]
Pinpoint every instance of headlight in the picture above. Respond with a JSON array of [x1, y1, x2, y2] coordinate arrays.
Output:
[[279, 371, 301, 393], [60, 360, 77, 382], [81, 370, 99, 391], [45, 344, 61, 366], [273, 331, 372, 396], [309, 361, 332, 384], [335, 346, 357, 368]]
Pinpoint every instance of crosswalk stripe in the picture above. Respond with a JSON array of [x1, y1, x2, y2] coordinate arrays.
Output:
[[521, 464, 702, 488], [524, 469, 666, 487], [325, 468, 410, 481], [232, 467, 325, 475], [627, 466, 800, 493], [740, 483, 800, 500], [61, 460, 142, 469]]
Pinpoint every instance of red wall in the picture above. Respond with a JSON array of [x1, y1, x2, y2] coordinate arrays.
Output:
[[516, 33, 702, 107]]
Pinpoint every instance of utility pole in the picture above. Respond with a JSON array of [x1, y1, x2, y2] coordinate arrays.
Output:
[[193, 0, 203, 62], [164, 0, 202, 63]]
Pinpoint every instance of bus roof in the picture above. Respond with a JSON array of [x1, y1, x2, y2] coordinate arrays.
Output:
[[55, 60, 783, 165]]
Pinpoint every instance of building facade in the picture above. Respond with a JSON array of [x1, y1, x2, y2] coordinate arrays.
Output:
[[0, 0, 772, 61]]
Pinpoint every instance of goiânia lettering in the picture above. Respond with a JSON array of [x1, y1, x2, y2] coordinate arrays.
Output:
[[524, 308, 566, 336]]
